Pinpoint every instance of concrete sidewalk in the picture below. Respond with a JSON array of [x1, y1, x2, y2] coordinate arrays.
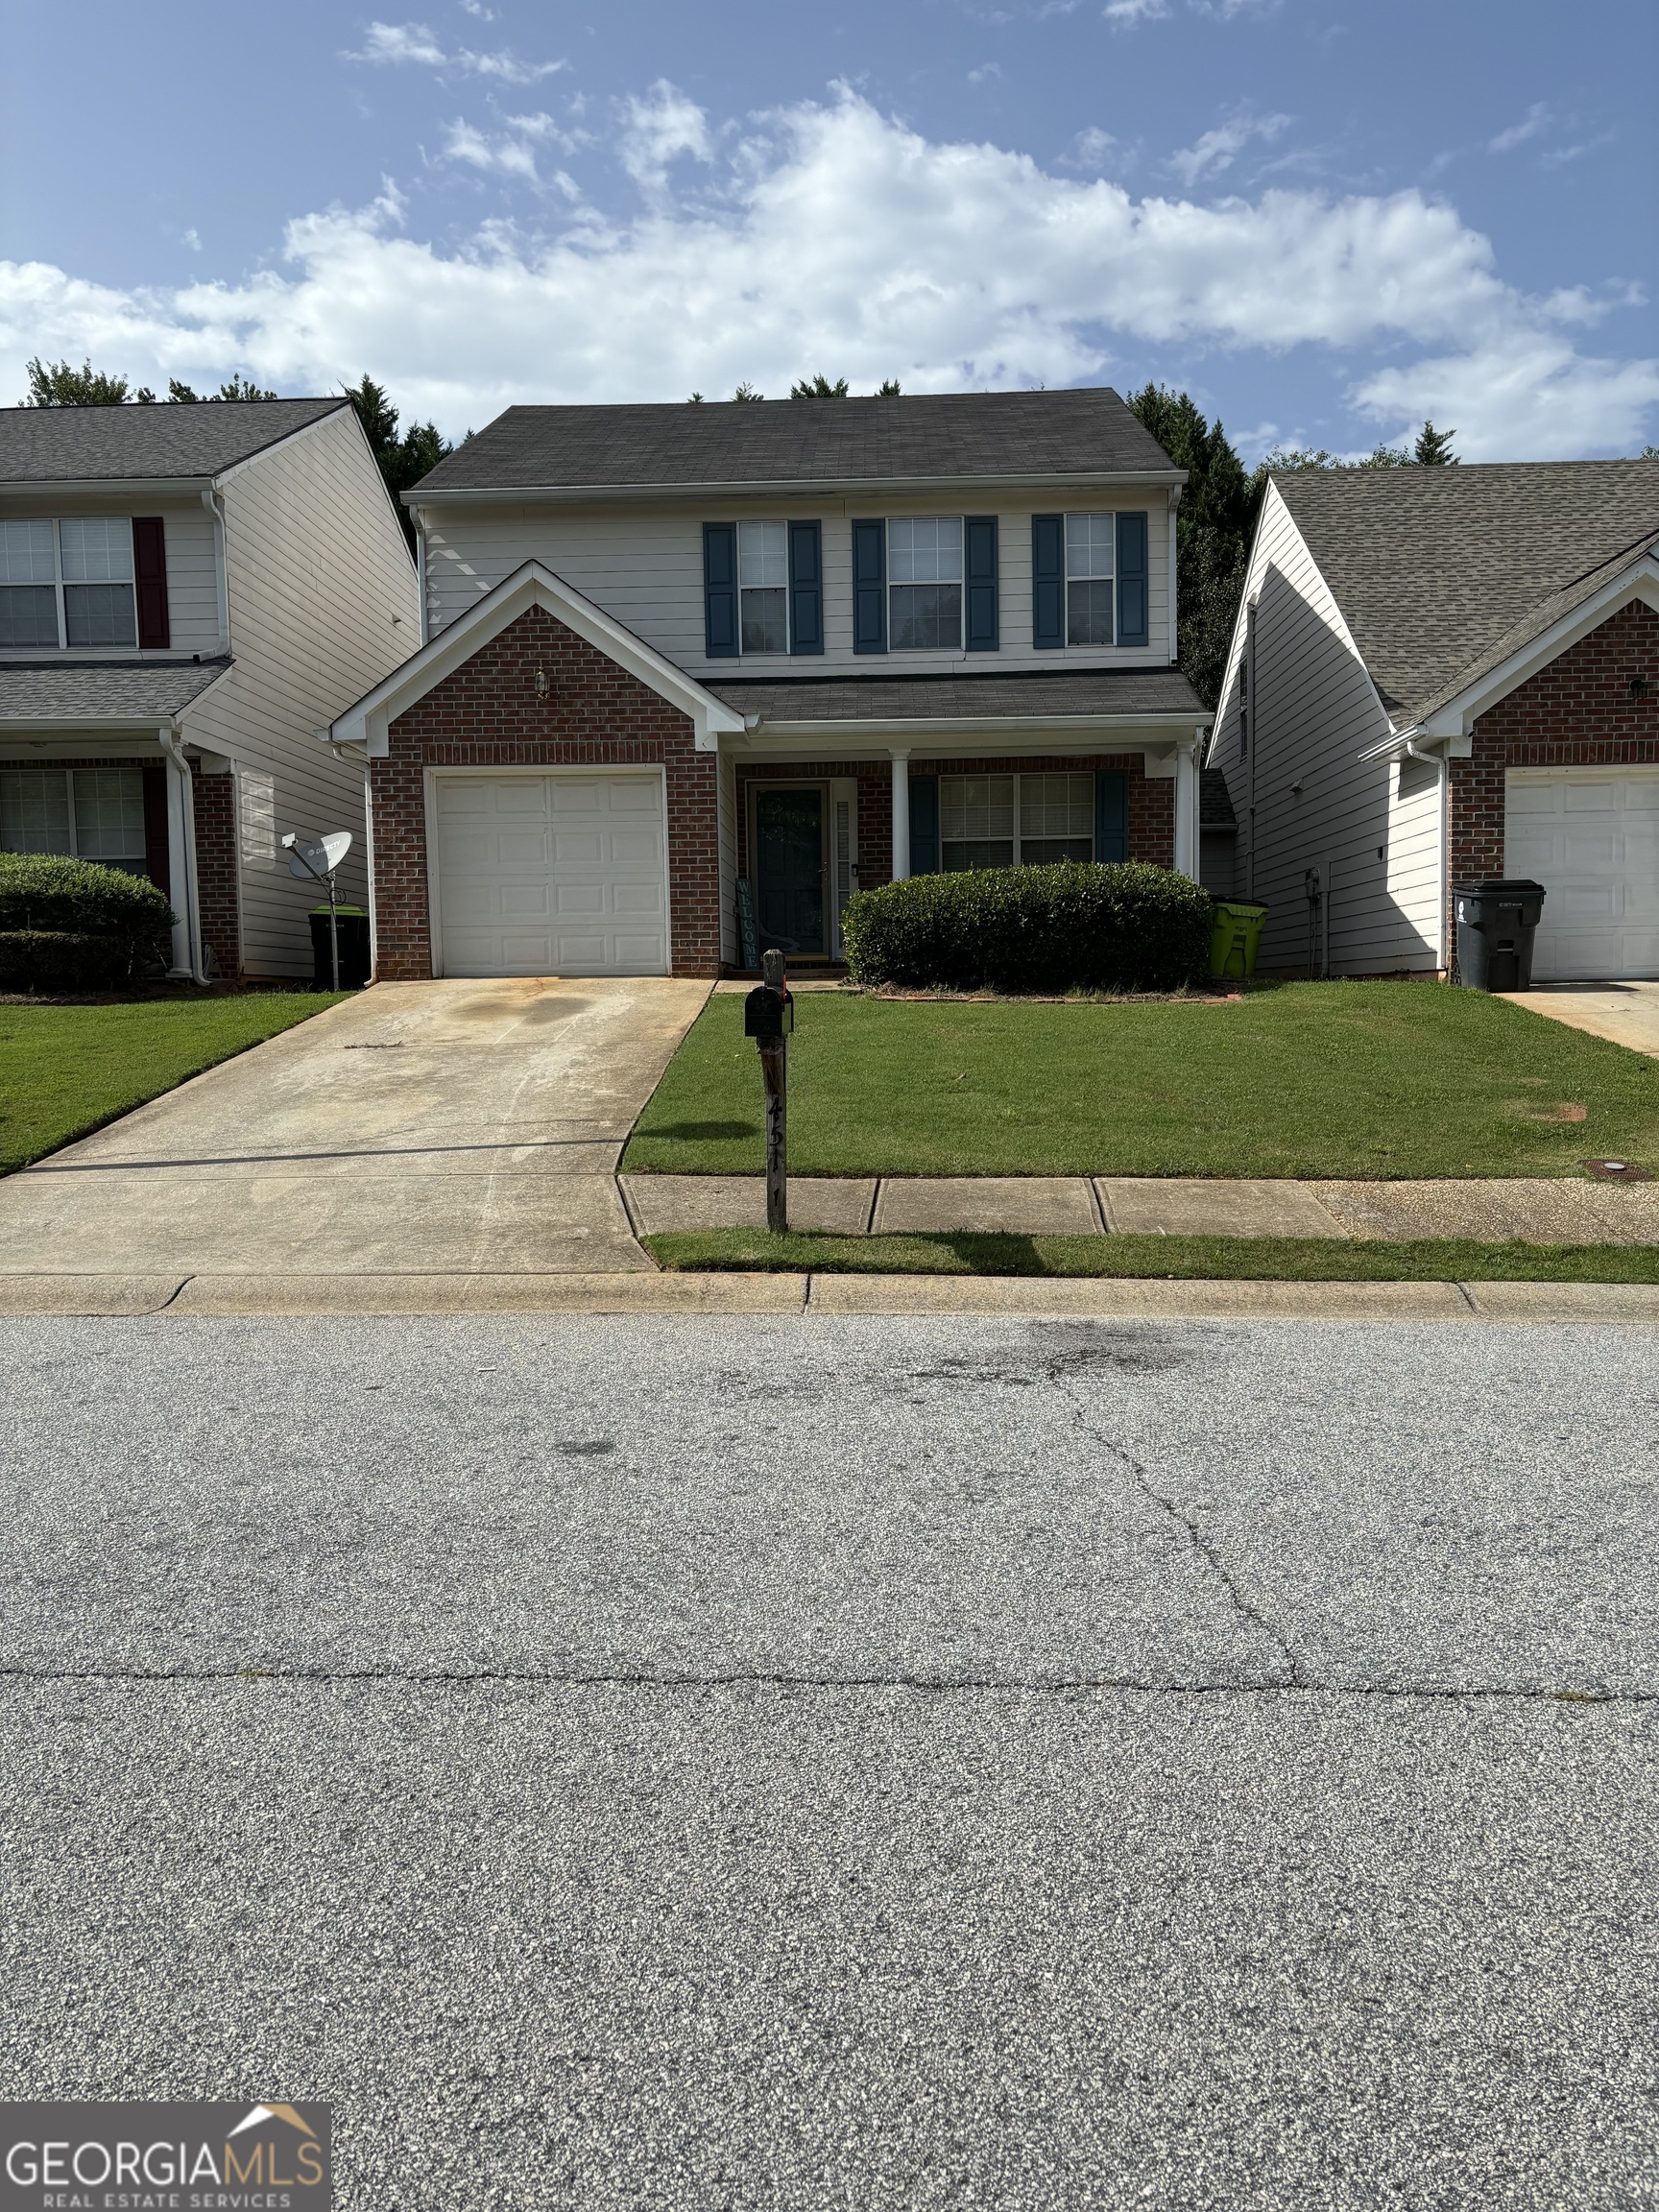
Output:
[[623, 1171, 1659, 1244]]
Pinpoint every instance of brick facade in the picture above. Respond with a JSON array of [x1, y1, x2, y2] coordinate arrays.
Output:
[[368, 604, 720, 980], [190, 770, 241, 979], [733, 751, 1174, 888], [1447, 598, 1659, 943]]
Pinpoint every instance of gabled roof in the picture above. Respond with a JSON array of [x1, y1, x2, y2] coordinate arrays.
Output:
[[327, 562, 746, 756], [705, 667, 1205, 727], [0, 656, 230, 724], [410, 388, 1181, 498], [0, 399, 348, 485], [1273, 460, 1659, 723]]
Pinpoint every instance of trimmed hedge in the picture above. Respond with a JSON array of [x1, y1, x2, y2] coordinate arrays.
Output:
[[0, 854, 175, 991], [842, 861, 1214, 994]]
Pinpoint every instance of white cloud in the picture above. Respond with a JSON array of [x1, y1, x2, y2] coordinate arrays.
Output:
[[1168, 111, 1290, 186], [1103, 0, 1169, 20], [437, 110, 577, 184], [182, 228, 202, 253], [346, 19, 565, 84], [2, 87, 1653, 458], [1488, 104, 1550, 155], [968, 61, 1003, 84], [1060, 126, 1120, 171]]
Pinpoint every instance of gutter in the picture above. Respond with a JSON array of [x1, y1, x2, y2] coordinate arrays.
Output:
[[403, 468, 1190, 507]]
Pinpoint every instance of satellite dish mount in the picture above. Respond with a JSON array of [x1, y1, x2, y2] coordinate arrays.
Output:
[[282, 829, 355, 991]]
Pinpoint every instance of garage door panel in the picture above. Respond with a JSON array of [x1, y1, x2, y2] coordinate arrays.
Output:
[[1506, 769, 1659, 981], [435, 773, 669, 976]]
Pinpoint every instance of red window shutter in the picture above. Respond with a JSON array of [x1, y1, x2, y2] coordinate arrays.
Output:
[[132, 517, 170, 648]]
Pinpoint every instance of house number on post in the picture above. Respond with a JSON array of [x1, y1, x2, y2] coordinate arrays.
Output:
[[743, 947, 793, 1234]]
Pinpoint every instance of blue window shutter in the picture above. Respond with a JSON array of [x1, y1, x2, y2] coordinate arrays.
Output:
[[788, 520, 823, 655], [1094, 770, 1128, 863], [965, 516, 998, 652], [1032, 514, 1064, 649], [909, 774, 940, 876], [853, 519, 886, 653], [703, 523, 738, 658], [1116, 511, 1148, 647]]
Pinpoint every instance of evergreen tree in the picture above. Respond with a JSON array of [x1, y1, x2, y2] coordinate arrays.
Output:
[[1412, 419, 1458, 465], [790, 374, 851, 397], [342, 374, 453, 548], [164, 373, 279, 402], [1125, 382, 1263, 711], [732, 381, 763, 401]]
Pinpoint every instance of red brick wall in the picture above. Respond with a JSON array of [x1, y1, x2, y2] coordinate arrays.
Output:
[[191, 771, 241, 979], [733, 752, 1174, 884], [1448, 598, 1659, 935], [369, 605, 720, 980]]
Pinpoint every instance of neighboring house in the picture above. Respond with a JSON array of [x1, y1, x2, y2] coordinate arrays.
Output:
[[1212, 462, 1659, 981], [326, 389, 1210, 979], [0, 400, 419, 979]]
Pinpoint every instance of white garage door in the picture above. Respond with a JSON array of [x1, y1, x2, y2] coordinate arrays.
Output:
[[1505, 768, 1659, 980], [434, 773, 669, 976]]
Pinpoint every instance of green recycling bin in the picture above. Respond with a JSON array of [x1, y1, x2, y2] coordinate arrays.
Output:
[[1209, 901, 1268, 981]]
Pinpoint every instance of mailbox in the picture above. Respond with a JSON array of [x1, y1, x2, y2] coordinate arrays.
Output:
[[744, 983, 794, 1043]]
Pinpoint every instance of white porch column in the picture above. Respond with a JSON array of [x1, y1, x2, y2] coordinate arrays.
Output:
[[1173, 732, 1201, 881], [890, 748, 911, 882], [159, 730, 203, 979]]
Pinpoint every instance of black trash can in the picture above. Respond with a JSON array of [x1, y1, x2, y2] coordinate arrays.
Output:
[[1452, 878, 1546, 991], [309, 905, 372, 989]]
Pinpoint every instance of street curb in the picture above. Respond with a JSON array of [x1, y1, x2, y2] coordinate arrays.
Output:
[[1, 1271, 1659, 1320]]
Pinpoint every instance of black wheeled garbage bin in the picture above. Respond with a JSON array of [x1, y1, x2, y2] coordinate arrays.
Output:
[[309, 905, 372, 989], [1452, 879, 1546, 991]]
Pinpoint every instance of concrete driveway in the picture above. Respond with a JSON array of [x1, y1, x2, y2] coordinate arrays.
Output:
[[0, 977, 709, 1276], [1500, 978, 1659, 1057]]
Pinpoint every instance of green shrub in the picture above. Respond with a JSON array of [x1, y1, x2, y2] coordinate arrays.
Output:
[[0, 854, 174, 984], [841, 861, 1214, 993], [0, 930, 137, 993]]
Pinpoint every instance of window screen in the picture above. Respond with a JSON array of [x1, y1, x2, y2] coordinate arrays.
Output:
[[1066, 514, 1114, 647], [0, 766, 147, 871], [940, 773, 1015, 870], [0, 519, 60, 647], [1019, 772, 1095, 864], [889, 517, 963, 651]]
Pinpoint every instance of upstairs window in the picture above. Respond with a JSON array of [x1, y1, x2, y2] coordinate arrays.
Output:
[[0, 517, 139, 649], [738, 520, 788, 654], [889, 517, 962, 650], [1066, 515, 1114, 646]]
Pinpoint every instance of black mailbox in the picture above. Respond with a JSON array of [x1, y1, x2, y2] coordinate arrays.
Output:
[[744, 984, 794, 1042]]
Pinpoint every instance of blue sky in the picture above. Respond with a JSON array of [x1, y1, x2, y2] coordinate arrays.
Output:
[[3, 0, 1655, 458]]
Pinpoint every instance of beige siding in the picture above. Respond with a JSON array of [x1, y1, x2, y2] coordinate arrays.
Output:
[[418, 489, 1175, 677], [184, 409, 419, 974], [1210, 483, 1439, 976]]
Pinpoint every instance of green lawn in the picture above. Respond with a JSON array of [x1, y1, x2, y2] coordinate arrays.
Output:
[[0, 993, 344, 1176], [621, 982, 1659, 1181], [646, 1230, 1659, 1284]]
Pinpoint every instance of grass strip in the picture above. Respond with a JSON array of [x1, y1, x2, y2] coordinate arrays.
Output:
[[0, 993, 346, 1176], [622, 981, 1659, 1181], [643, 1229, 1659, 1284]]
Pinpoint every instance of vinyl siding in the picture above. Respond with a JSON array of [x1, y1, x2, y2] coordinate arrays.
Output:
[[182, 408, 420, 974], [417, 489, 1175, 677], [1210, 482, 1440, 976]]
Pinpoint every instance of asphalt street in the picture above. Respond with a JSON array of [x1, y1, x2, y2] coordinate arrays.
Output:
[[1, 1313, 1655, 2208]]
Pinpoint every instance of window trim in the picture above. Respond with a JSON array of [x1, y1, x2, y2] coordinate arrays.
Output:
[[936, 769, 1098, 872], [1064, 512, 1116, 648], [736, 517, 790, 659], [0, 517, 140, 654]]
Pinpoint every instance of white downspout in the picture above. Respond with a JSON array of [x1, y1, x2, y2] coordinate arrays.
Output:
[[413, 505, 430, 646], [1167, 486, 1181, 665], [1406, 737, 1451, 974], [159, 726, 208, 984], [362, 757, 378, 982], [890, 749, 911, 882]]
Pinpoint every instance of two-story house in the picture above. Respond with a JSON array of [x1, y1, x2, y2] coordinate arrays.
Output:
[[1210, 461, 1659, 981], [326, 389, 1210, 978], [0, 399, 419, 980]]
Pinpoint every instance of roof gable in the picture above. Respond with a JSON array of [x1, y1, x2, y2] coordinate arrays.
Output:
[[410, 387, 1180, 497], [1272, 460, 1659, 723], [0, 398, 349, 485]]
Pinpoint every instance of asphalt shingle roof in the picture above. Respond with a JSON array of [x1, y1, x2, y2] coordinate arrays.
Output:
[[1200, 766, 1237, 828], [1272, 461, 1659, 723], [704, 668, 1205, 724], [0, 399, 347, 484], [413, 389, 1180, 495], [0, 658, 231, 721]]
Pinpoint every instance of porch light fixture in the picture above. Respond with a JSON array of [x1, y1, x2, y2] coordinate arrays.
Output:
[[535, 665, 550, 700]]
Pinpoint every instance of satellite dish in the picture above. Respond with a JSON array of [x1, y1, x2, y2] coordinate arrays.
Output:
[[282, 830, 353, 881]]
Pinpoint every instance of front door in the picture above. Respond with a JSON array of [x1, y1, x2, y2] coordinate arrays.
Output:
[[754, 786, 825, 955]]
